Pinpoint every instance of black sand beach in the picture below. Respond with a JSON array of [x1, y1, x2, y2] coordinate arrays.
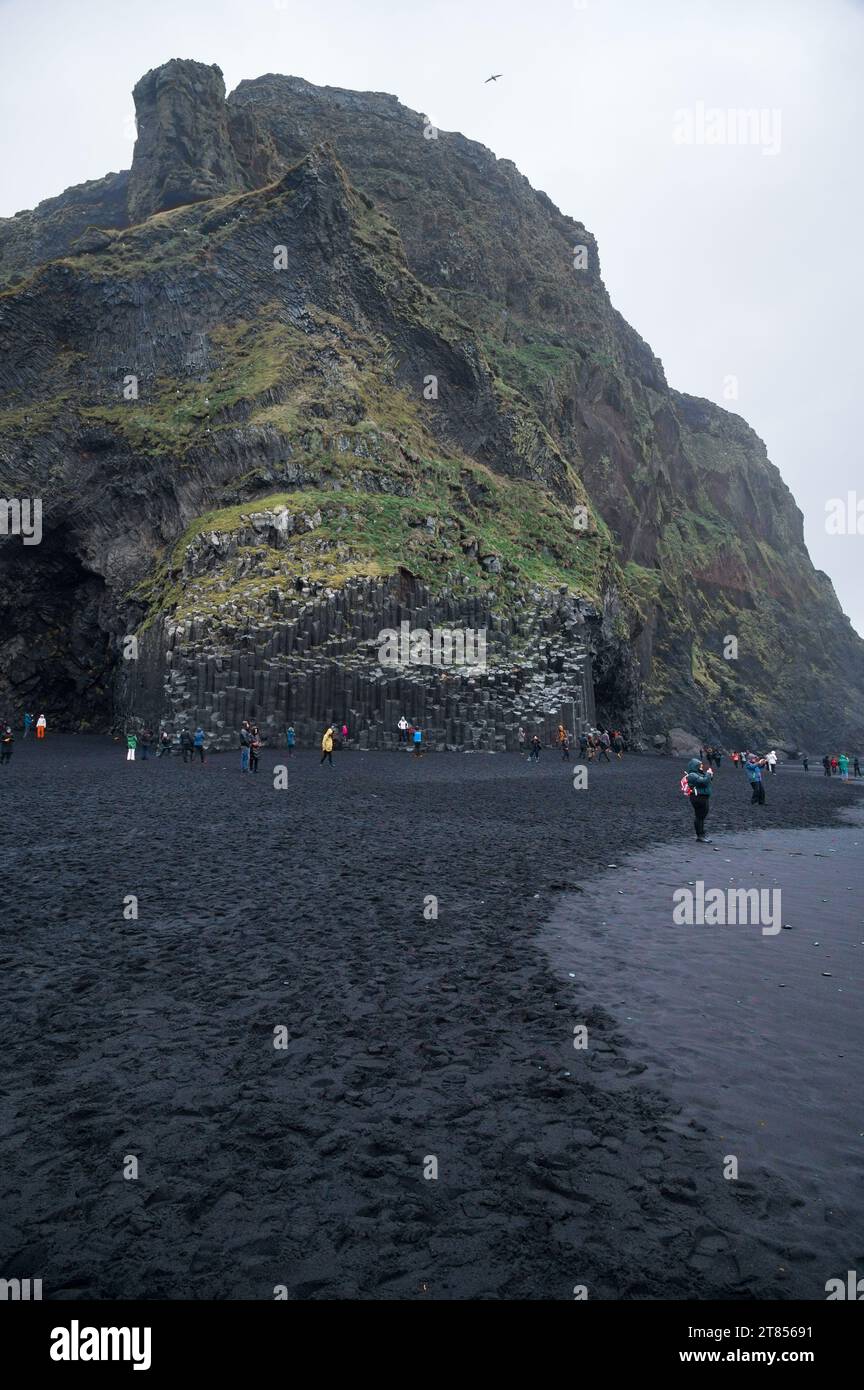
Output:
[[1, 738, 861, 1299]]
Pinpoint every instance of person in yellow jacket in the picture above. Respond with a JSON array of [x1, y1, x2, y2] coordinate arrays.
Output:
[[320, 726, 334, 766]]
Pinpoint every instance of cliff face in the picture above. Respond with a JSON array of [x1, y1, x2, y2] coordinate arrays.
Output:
[[1, 59, 861, 747]]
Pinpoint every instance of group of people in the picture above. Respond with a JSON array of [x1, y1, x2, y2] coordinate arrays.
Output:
[[0, 712, 48, 763], [518, 725, 625, 762], [818, 753, 860, 780], [396, 716, 425, 755], [123, 727, 207, 762], [684, 738, 863, 840]]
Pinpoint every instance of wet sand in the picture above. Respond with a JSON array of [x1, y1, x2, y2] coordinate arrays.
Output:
[[0, 739, 860, 1298], [541, 811, 864, 1299]]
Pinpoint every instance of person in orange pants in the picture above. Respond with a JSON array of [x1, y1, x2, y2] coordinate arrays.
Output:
[[36, 713, 47, 739]]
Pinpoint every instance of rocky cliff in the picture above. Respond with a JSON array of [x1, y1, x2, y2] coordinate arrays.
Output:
[[1, 59, 861, 748]]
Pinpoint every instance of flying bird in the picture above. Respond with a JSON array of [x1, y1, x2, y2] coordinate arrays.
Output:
[[485, 73, 503, 83]]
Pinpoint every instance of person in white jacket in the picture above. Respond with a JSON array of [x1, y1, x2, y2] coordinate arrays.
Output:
[[766, 749, 778, 774], [36, 713, 47, 740]]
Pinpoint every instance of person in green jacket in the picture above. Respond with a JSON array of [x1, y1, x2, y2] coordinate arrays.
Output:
[[686, 756, 714, 842], [838, 753, 850, 781], [126, 732, 137, 762]]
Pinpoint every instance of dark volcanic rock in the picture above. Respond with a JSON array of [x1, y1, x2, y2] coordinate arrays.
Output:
[[1, 59, 862, 747], [128, 60, 248, 222]]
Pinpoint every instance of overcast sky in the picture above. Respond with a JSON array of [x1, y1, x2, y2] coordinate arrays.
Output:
[[2, 0, 861, 633]]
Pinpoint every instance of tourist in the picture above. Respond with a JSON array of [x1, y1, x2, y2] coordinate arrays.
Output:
[[36, 713, 47, 740], [529, 735, 541, 763], [398, 715, 409, 743], [561, 733, 570, 761], [766, 749, 778, 775], [598, 730, 611, 762], [854, 755, 862, 778], [613, 731, 624, 759], [557, 723, 567, 749], [320, 726, 334, 766], [193, 726, 206, 764], [126, 731, 137, 762], [239, 721, 252, 772], [579, 730, 588, 759], [249, 726, 261, 773], [1, 724, 13, 764], [341, 721, 349, 744], [139, 729, 152, 761], [286, 725, 296, 757], [685, 756, 713, 842], [838, 752, 849, 782], [731, 750, 740, 770], [831, 755, 839, 775], [412, 726, 423, 758], [745, 754, 766, 804], [23, 711, 33, 739], [157, 730, 171, 757], [802, 754, 809, 772], [518, 726, 526, 752], [180, 729, 193, 764]]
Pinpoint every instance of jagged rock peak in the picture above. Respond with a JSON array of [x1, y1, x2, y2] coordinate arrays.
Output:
[[128, 59, 246, 223]]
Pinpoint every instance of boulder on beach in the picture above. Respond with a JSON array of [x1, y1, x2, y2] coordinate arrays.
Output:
[[667, 728, 702, 758]]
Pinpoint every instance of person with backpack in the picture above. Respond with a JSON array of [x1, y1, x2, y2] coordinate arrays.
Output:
[[684, 757, 713, 842], [745, 754, 766, 804], [126, 731, 137, 762], [1, 724, 13, 765], [286, 725, 296, 757], [239, 721, 252, 772]]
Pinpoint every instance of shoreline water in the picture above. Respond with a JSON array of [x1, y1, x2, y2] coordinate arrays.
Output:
[[540, 805, 864, 1298]]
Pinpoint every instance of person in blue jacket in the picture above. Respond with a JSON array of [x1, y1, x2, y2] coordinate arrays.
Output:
[[686, 756, 713, 842], [412, 726, 423, 758], [192, 726, 206, 764], [286, 725, 296, 757], [744, 753, 766, 804], [23, 711, 34, 739]]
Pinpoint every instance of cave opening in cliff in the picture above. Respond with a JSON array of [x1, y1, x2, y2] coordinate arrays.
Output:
[[0, 528, 114, 730]]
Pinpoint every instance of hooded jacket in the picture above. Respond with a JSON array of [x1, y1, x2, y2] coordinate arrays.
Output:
[[321, 729, 334, 753], [686, 757, 712, 796]]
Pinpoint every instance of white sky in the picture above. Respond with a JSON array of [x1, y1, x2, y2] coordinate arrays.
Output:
[[1, 0, 861, 634]]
